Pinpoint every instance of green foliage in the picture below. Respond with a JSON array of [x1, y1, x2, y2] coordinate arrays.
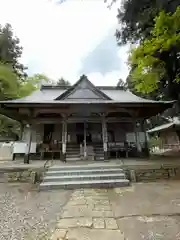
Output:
[[0, 23, 52, 139], [149, 136, 161, 149], [116, 0, 179, 45], [0, 64, 19, 100], [18, 74, 49, 98], [0, 69, 50, 138], [117, 78, 128, 90], [129, 7, 180, 96], [56, 77, 71, 86], [0, 23, 26, 78], [0, 115, 20, 139]]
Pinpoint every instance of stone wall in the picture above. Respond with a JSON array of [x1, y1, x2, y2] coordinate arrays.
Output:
[[1, 169, 45, 183], [0, 145, 13, 160], [126, 165, 180, 182]]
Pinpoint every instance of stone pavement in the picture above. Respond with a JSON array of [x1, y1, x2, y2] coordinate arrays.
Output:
[[51, 188, 125, 240], [51, 182, 180, 240]]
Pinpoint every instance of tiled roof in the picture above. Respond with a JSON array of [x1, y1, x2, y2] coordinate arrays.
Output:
[[0, 77, 175, 105], [148, 118, 180, 133], [1, 87, 169, 104]]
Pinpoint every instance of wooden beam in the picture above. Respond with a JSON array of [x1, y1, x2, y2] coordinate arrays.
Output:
[[0, 107, 25, 122]]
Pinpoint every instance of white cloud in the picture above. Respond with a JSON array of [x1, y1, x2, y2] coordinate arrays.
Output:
[[0, 0, 129, 85]]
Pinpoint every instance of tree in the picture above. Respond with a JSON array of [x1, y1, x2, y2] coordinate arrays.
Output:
[[129, 7, 180, 101], [0, 24, 50, 138], [117, 78, 128, 90], [116, 0, 179, 45], [0, 23, 26, 78], [56, 77, 71, 86], [126, 7, 180, 129], [0, 64, 19, 100], [18, 74, 49, 98], [0, 68, 50, 138], [0, 63, 20, 138]]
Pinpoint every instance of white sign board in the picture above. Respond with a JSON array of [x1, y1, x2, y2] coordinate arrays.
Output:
[[126, 133, 136, 142], [126, 132, 146, 143], [13, 142, 36, 154]]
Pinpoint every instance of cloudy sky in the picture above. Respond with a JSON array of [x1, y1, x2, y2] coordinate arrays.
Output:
[[0, 0, 129, 86]]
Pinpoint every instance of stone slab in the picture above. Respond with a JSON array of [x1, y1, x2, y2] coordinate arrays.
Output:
[[57, 217, 93, 228], [91, 210, 114, 218], [50, 229, 67, 240], [104, 218, 118, 229], [64, 199, 87, 207], [117, 216, 180, 240], [93, 205, 112, 211], [66, 228, 124, 240], [93, 218, 105, 229], [86, 199, 110, 205]]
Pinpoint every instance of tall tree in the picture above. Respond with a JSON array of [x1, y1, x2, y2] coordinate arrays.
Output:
[[129, 7, 180, 100], [0, 68, 49, 138], [117, 78, 128, 90], [0, 23, 26, 78], [116, 0, 179, 45], [128, 7, 180, 126], [56, 77, 71, 86], [18, 74, 50, 97], [0, 64, 19, 100]]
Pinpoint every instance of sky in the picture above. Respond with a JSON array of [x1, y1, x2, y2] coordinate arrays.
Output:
[[0, 0, 129, 86]]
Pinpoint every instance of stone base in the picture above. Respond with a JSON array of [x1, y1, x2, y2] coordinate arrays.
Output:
[[24, 154, 30, 164], [104, 151, 108, 161], [61, 153, 66, 162], [12, 153, 16, 161]]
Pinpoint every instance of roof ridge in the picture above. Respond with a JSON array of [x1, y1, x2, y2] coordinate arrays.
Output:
[[55, 75, 112, 100], [41, 85, 70, 90], [97, 86, 125, 90]]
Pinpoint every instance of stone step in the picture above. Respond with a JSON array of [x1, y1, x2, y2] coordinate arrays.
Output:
[[95, 157, 104, 161], [66, 150, 78, 152], [66, 149, 80, 152], [66, 147, 80, 151], [49, 164, 123, 170], [46, 168, 124, 176], [66, 145, 79, 148], [95, 153, 104, 155], [44, 173, 126, 182], [66, 153, 80, 155], [40, 178, 129, 190], [66, 154, 80, 157], [66, 150, 80, 153], [65, 157, 81, 161]]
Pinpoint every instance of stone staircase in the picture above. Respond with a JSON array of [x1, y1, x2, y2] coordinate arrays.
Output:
[[66, 143, 80, 161], [93, 143, 104, 160], [40, 163, 130, 190]]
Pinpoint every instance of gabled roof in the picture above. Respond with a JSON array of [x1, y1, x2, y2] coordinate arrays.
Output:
[[0, 76, 175, 106], [55, 75, 111, 100]]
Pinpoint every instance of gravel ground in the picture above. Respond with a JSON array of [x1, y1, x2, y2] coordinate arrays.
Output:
[[0, 183, 72, 240]]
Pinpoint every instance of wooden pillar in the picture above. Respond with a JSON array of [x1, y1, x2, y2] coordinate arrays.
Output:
[[84, 122, 87, 159], [102, 115, 108, 160], [24, 124, 33, 164], [142, 119, 150, 157], [134, 120, 142, 156], [20, 123, 24, 140], [62, 118, 67, 162]]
